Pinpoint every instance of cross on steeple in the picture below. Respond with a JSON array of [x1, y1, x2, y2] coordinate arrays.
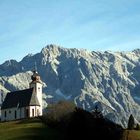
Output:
[[33, 61, 37, 73]]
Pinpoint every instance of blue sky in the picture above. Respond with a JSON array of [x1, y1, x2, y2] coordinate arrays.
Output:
[[0, 0, 140, 63]]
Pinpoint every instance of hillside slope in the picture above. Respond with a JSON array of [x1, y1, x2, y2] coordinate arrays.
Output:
[[0, 118, 63, 140], [121, 130, 140, 140], [1, 45, 140, 127]]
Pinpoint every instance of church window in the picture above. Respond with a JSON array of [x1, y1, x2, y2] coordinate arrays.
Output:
[[38, 87, 40, 92], [4, 111, 6, 118], [9, 110, 11, 113], [15, 110, 17, 119], [26, 109, 29, 118]]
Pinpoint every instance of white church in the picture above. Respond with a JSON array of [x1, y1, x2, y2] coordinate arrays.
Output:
[[1, 70, 43, 121]]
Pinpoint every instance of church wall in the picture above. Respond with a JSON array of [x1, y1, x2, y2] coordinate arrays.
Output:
[[29, 106, 41, 117], [1, 108, 20, 121], [36, 106, 42, 116], [29, 71, 43, 116], [1, 106, 42, 121], [29, 106, 35, 117], [36, 83, 43, 116], [30, 82, 43, 116], [20, 107, 27, 118], [1, 107, 26, 121]]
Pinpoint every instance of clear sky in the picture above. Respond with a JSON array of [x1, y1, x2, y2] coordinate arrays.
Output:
[[0, 0, 140, 64]]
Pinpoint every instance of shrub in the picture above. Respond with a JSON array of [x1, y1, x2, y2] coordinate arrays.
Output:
[[40, 102, 123, 140], [66, 107, 122, 140], [41, 100, 76, 128]]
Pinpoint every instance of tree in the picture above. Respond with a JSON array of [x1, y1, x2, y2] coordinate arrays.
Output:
[[92, 105, 103, 119], [41, 100, 76, 128], [128, 114, 135, 130], [135, 123, 140, 130]]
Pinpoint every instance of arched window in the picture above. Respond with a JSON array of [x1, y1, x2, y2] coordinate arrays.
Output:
[[4, 111, 7, 118], [15, 110, 17, 119], [26, 109, 29, 118], [32, 109, 34, 117]]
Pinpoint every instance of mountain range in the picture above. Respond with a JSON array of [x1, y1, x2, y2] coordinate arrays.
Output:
[[1, 44, 140, 127]]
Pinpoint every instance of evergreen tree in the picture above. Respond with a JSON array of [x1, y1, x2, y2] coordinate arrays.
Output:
[[128, 114, 135, 130], [136, 123, 140, 130], [92, 105, 103, 119]]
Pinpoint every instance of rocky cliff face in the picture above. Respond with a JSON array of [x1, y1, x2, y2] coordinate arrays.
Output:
[[1, 45, 140, 127]]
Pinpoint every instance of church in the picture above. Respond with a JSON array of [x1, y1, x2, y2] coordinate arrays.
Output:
[[1, 70, 43, 121]]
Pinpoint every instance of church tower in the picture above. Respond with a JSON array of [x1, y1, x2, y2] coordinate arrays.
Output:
[[30, 70, 43, 116]]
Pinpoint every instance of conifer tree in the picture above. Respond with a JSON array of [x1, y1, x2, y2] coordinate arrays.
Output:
[[92, 105, 103, 119], [128, 114, 135, 130], [136, 123, 140, 130]]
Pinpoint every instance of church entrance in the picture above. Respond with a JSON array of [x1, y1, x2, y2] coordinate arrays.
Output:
[[32, 109, 34, 117]]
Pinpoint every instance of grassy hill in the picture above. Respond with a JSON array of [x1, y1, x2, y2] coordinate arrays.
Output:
[[0, 118, 140, 140], [121, 130, 140, 140], [0, 118, 64, 140]]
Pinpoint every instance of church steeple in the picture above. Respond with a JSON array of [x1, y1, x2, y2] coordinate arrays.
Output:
[[30, 69, 42, 88], [30, 62, 42, 84], [29, 68, 43, 116], [31, 70, 42, 83]]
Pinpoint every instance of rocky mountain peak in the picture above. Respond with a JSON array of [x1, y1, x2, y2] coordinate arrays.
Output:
[[2, 59, 18, 66], [132, 49, 140, 55], [41, 44, 61, 55], [1, 45, 140, 127]]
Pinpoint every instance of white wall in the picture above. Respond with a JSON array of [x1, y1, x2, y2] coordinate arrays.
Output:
[[36, 83, 43, 116], [29, 106, 42, 117], [1, 106, 42, 122], [1, 107, 25, 121], [30, 82, 43, 116]]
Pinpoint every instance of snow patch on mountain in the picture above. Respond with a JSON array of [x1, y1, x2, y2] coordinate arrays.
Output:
[[55, 89, 72, 100], [1, 45, 140, 127]]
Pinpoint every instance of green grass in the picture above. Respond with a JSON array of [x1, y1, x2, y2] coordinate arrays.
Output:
[[121, 130, 140, 140], [3, 117, 140, 140], [0, 118, 64, 140]]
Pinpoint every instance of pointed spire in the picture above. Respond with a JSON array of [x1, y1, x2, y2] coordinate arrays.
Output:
[[0, 82, 4, 104], [34, 61, 37, 72], [33, 61, 38, 74], [31, 61, 42, 82]]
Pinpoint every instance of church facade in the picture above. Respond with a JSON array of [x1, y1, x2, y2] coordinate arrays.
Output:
[[1, 70, 43, 121]]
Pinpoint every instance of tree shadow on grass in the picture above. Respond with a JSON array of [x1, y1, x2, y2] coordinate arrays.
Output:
[[9, 125, 64, 140]]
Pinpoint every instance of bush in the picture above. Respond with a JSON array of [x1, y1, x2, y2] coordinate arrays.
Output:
[[66, 107, 123, 140], [41, 100, 76, 128], [40, 102, 123, 140]]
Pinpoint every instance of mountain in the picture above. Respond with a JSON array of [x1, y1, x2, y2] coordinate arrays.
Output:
[[0, 44, 140, 127]]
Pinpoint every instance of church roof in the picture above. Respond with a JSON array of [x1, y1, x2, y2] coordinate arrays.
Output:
[[1, 88, 40, 109]]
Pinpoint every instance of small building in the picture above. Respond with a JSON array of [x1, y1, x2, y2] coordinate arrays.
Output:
[[1, 70, 43, 121]]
